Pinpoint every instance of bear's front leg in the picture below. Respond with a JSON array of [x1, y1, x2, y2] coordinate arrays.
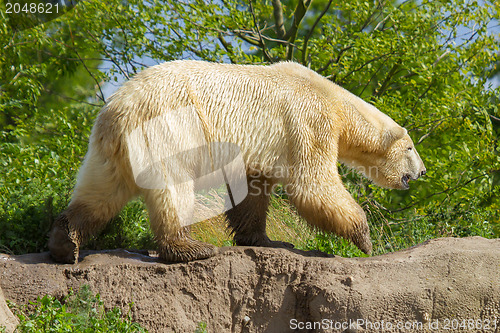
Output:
[[48, 199, 121, 264], [289, 171, 373, 255], [48, 211, 80, 264], [48, 146, 137, 264]]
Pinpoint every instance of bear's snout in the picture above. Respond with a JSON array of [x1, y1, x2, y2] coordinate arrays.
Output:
[[401, 166, 426, 190]]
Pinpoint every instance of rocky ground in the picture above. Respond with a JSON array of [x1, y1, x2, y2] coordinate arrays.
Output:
[[1, 236, 499, 332]]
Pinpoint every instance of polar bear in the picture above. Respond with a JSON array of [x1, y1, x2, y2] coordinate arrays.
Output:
[[48, 60, 426, 263]]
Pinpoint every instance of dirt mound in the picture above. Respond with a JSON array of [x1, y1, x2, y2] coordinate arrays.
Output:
[[1, 237, 499, 332]]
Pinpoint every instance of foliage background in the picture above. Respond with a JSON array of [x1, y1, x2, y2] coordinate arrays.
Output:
[[0, 0, 499, 256]]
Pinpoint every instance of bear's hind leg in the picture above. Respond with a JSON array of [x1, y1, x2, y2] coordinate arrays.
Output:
[[226, 175, 294, 249], [143, 187, 217, 263]]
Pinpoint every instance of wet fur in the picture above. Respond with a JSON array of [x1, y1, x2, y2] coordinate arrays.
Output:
[[49, 60, 425, 263]]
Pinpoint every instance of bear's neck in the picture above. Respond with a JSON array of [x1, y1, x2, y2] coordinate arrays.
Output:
[[339, 104, 385, 151], [337, 103, 387, 170], [323, 81, 393, 157]]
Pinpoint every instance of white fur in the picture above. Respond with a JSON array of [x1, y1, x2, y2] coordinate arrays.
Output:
[[69, 60, 426, 254]]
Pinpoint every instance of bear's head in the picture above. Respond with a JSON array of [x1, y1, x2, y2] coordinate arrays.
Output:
[[340, 125, 426, 190], [337, 96, 426, 190], [373, 127, 427, 190]]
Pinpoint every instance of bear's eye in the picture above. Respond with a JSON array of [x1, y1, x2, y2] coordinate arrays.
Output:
[[407, 147, 413, 151]]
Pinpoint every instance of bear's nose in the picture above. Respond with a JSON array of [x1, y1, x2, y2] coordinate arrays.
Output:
[[420, 169, 426, 177]]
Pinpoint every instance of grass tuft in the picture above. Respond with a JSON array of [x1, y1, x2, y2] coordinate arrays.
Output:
[[9, 285, 147, 333]]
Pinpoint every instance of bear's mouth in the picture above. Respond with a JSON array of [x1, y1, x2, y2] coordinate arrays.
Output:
[[401, 174, 411, 189]]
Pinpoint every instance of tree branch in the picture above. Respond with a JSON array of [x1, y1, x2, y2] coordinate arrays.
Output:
[[416, 118, 447, 144], [336, 51, 396, 83], [301, 0, 332, 65], [86, 30, 130, 81], [316, 58, 334, 74], [411, 79, 435, 113], [43, 88, 104, 107], [234, 31, 261, 46], [170, 26, 216, 61], [490, 114, 500, 122], [331, 45, 353, 81], [249, 0, 272, 62], [375, 60, 401, 97], [110, 11, 136, 75], [285, 0, 312, 60], [359, 55, 393, 96], [271, 0, 286, 40], [218, 34, 236, 63], [71, 31, 106, 103]]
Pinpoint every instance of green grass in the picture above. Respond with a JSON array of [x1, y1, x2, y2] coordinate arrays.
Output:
[[191, 195, 316, 250], [9, 285, 147, 333], [194, 322, 208, 333]]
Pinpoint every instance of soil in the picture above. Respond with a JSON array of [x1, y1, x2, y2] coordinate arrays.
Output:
[[0, 236, 499, 333]]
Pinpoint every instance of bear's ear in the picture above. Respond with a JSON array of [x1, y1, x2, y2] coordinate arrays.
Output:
[[382, 126, 407, 148]]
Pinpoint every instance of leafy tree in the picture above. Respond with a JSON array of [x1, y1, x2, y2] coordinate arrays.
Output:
[[1, 0, 498, 255], [0, 8, 102, 252]]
